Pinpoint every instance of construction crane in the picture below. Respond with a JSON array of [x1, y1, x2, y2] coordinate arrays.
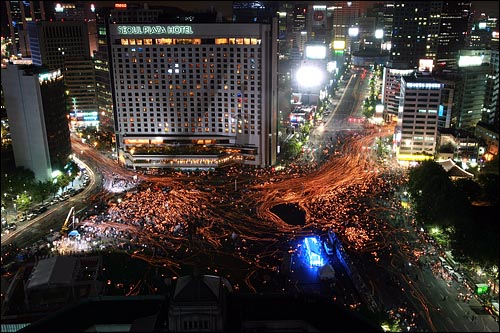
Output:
[[61, 206, 75, 234]]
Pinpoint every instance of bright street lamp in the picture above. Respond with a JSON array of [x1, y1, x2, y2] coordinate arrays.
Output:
[[296, 66, 324, 89]]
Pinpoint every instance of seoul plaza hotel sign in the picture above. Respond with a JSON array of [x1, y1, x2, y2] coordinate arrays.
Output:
[[117, 25, 194, 35]]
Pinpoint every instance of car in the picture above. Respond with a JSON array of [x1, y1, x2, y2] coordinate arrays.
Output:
[[37, 206, 48, 214], [443, 265, 454, 273], [7, 223, 17, 231]]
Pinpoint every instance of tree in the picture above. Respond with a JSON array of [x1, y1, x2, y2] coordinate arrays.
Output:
[[477, 155, 499, 206], [14, 193, 32, 217], [453, 178, 482, 203], [407, 160, 470, 227], [56, 174, 71, 194]]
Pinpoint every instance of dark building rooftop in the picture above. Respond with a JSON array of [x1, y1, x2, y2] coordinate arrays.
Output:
[[17, 280, 383, 332]]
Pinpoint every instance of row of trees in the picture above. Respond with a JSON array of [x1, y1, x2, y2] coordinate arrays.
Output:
[[362, 65, 382, 119], [407, 157, 499, 266], [1, 161, 80, 218]]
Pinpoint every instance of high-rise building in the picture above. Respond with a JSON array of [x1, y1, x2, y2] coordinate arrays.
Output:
[[455, 49, 490, 130], [26, 20, 98, 127], [65, 58, 98, 128], [94, 5, 114, 134], [388, 1, 473, 71], [331, 1, 360, 54], [52, 1, 99, 57], [390, 1, 441, 69], [291, 4, 308, 53], [27, 20, 90, 71], [381, 62, 415, 122], [4, 0, 49, 57], [232, 1, 278, 24], [467, 15, 498, 49], [482, 40, 499, 127], [108, 21, 278, 169], [1, 64, 71, 181], [395, 75, 443, 164], [366, 1, 393, 49], [436, 2, 473, 70]]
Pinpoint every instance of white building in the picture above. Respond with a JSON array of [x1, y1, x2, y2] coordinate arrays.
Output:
[[396, 76, 443, 164], [108, 21, 278, 170], [2, 64, 71, 182], [381, 63, 415, 123]]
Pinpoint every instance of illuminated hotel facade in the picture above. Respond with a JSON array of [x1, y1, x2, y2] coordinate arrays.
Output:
[[108, 22, 278, 170]]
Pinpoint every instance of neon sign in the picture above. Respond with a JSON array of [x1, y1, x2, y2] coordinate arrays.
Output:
[[117, 25, 194, 35]]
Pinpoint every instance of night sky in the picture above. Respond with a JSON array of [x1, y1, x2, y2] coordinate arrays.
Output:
[[94, 1, 500, 20]]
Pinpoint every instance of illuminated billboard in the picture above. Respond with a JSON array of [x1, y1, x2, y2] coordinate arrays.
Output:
[[305, 45, 327, 60], [419, 59, 434, 72], [332, 40, 345, 50], [458, 55, 484, 67], [475, 284, 489, 295], [348, 27, 359, 37]]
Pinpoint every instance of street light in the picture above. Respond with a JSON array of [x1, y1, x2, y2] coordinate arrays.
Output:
[[296, 65, 324, 90]]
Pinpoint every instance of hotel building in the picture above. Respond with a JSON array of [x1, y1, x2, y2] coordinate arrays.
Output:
[[108, 22, 278, 169]]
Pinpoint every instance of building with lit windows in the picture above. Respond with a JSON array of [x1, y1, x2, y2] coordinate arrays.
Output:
[[1, 64, 71, 181], [108, 22, 278, 170], [436, 2, 473, 70], [3, 0, 48, 57], [455, 50, 490, 130], [331, 1, 360, 55], [27, 20, 98, 128], [381, 62, 415, 123], [395, 75, 443, 164]]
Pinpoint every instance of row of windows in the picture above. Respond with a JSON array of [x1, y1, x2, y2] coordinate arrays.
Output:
[[115, 46, 261, 53], [120, 127, 259, 135], [405, 92, 440, 96], [118, 92, 259, 99], [404, 99, 440, 103], [402, 120, 437, 124]]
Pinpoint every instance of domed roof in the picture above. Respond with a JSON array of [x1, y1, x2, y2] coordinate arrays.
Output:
[[173, 274, 233, 302]]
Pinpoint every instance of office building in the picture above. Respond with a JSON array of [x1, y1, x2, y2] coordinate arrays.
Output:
[[52, 1, 99, 57], [455, 49, 490, 130], [65, 59, 98, 128], [108, 21, 278, 169], [482, 31, 499, 128], [1, 64, 71, 181], [27, 20, 98, 127], [390, 1, 441, 69], [232, 1, 278, 24], [331, 1, 360, 55], [467, 15, 498, 49], [381, 62, 415, 123], [396, 75, 443, 164], [3, 0, 48, 57], [436, 2, 473, 70]]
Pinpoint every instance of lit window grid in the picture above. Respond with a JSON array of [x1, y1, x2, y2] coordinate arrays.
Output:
[[111, 44, 263, 137], [398, 86, 441, 155]]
